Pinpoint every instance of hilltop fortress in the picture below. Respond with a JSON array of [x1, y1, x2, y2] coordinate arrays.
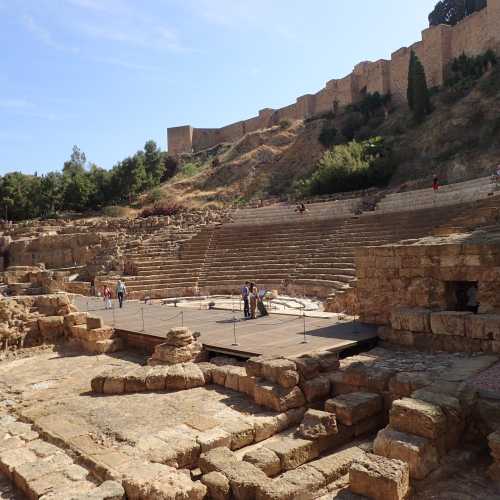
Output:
[[168, 0, 500, 155]]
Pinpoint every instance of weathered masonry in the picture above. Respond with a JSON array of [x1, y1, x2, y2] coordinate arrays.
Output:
[[168, 0, 500, 154]]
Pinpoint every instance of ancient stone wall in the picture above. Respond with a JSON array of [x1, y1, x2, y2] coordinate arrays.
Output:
[[168, 0, 500, 154], [357, 241, 500, 326]]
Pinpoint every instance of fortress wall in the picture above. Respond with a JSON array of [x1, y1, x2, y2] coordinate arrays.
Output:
[[169, 2, 500, 154], [167, 125, 193, 155]]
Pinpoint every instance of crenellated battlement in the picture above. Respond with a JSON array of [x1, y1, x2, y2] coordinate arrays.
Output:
[[167, 0, 500, 155]]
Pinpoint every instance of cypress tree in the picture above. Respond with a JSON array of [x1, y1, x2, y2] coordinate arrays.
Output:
[[407, 51, 432, 122]]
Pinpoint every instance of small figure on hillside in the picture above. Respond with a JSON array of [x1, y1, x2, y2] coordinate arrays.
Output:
[[103, 285, 112, 310], [432, 175, 439, 192], [116, 280, 127, 309], [249, 283, 258, 319], [295, 203, 308, 214], [241, 281, 250, 319]]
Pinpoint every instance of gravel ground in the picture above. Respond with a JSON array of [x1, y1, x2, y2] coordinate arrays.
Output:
[[469, 361, 500, 398]]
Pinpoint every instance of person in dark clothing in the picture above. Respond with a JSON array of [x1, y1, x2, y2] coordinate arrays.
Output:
[[432, 175, 439, 192], [241, 281, 250, 318]]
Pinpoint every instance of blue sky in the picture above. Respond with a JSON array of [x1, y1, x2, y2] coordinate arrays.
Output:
[[0, 0, 438, 175]]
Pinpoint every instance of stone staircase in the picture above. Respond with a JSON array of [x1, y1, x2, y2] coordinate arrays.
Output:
[[375, 176, 496, 213]]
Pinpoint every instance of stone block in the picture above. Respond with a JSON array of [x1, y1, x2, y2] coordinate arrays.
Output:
[[164, 364, 187, 391], [265, 436, 319, 471], [389, 398, 446, 440], [239, 373, 257, 398], [279, 464, 326, 496], [343, 364, 394, 392], [254, 478, 299, 500], [199, 447, 238, 475], [197, 429, 232, 453], [391, 307, 431, 333], [164, 327, 195, 347], [430, 311, 472, 337], [246, 356, 265, 378], [309, 445, 365, 483], [374, 426, 439, 480], [488, 431, 500, 460], [300, 375, 331, 403], [316, 424, 355, 454], [124, 368, 148, 393], [197, 362, 214, 384], [293, 356, 320, 381], [466, 314, 500, 340], [243, 447, 281, 477], [90, 374, 106, 394], [86, 316, 104, 330], [221, 420, 255, 450], [225, 460, 270, 500], [350, 454, 409, 500], [63, 312, 88, 327], [38, 316, 64, 341], [225, 366, 247, 391], [297, 409, 338, 440], [388, 372, 431, 398], [201, 471, 231, 500], [154, 430, 201, 469], [145, 367, 168, 391], [212, 365, 230, 386], [183, 363, 206, 389], [325, 392, 383, 426], [0, 447, 37, 479], [85, 327, 114, 342], [69, 325, 88, 339], [254, 381, 305, 412], [261, 358, 298, 388], [315, 351, 340, 372], [102, 371, 126, 395]]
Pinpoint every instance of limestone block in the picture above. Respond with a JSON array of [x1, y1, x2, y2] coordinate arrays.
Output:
[[300, 375, 331, 403], [225, 460, 270, 500], [154, 430, 201, 469], [164, 364, 187, 391], [199, 447, 239, 475], [122, 461, 206, 500], [91, 338, 123, 354], [211, 365, 230, 386], [466, 314, 500, 340], [374, 427, 439, 480], [197, 362, 214, 384], [254, 381, 306, 412], [260, 358, 299, 388], [197, 429, 232, 453], [80, 480, 125, 499], [316, 424, 355, 454], [315, 351, 340, 372], [279, 464, 327, 496], [87, 316, 104, 330], [145, 367, 168, 391], [151, 342, 202, 365], [265, 436, 319, 471], [164, 327, 195, 347], [297, 409, 338, 440], [349, 453, 409, 500], [0, 447, 37, 479], [343, 364, 394, 392], [246, 356, 266, 378], [69, 325, 88, 339], [183, 363, 206, 389], [243, 447, 281, 477], [389, 398, 446, 440], [85, 327, 114, 342], [225, 366, 247, 392], [201, 471, 230, 500], [430, 311, 472, 337], [220, 420, 255, 450], [388, 372, 432, 398], [102, 371, 126, 395], [309, 445, 365, 483], [124, 368, 148, 393], [239, 373, 256, 398], [325, 392, 383, 426], [38, 316, 64, 341], [391, 307, 431, 333], [293, 356, 320, 381], [63, 312, 88, 328], [254, 478, 299, 500]]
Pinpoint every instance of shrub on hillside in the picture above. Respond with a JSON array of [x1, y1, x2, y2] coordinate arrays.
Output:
[[102, 205, 131, 218], [318, 125, 339, 148], [140, 201, 183, 218], [294, 137, 396, 196], [479, 64, 500, 97], [146, 187, 164, 205], [279, 119, 292, 130], [340, 112, 365, 141]]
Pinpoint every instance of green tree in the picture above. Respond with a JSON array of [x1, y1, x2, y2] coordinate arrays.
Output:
[[144, 140, 164, 186], [39, 172, 63, 216], [407, 51, 432, 122]]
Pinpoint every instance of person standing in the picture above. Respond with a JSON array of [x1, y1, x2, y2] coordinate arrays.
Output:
[[249, 283, 258, 319], [116, 280, 126, 309], [103, 285, 112, 310], [241, 281, 250, 319], [432, 175, 439, 192]]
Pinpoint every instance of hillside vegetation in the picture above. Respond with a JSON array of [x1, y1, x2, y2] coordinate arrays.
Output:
[[158, 58, 500, 207]]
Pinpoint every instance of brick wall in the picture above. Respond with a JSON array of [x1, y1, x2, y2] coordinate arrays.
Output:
[[168, 0, 500, 154]]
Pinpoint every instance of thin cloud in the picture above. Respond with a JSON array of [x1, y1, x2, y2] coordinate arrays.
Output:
[[22, 15, 79, 53]]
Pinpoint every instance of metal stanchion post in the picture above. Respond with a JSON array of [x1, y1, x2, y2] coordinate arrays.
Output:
[[181, 311, 184, 327], [86, 300, 89, 312], [232, 316, 239, 346], [112, 304, 116, 328], [301, 309, 308, 344], [141, 307, 145, 332]]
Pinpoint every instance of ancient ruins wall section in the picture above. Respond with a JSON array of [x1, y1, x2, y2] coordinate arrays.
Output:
[[169, 0, 500, 154]]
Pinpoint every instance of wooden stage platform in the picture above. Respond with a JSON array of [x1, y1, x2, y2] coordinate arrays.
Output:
[[74, 297, 377, 358]]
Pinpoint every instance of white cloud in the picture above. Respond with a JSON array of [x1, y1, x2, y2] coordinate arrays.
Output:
[[22, 15, 79, 53]]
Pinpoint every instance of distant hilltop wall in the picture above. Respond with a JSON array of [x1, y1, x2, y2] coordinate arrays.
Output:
[[168, 0, 500, 155]]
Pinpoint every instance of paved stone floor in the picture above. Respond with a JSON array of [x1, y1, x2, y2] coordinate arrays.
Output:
[[74, 297, 377, 358]]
